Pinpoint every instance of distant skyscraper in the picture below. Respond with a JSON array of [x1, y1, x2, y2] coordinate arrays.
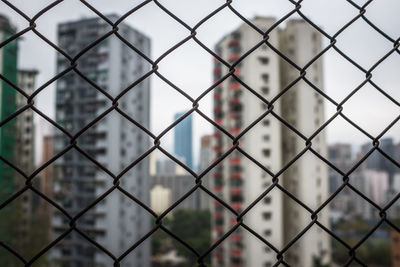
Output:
[[173, 112, 193, 169], [198, 135, 212, 210], [211, 17, 330, 267], [0, 14, 18, 266], [16, 69, 37, 175], [52, 15, 151, 267], [13, 69, 39, 258]]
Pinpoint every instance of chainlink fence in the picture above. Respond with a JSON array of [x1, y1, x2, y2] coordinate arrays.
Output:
[[0, 0, 399, 266]]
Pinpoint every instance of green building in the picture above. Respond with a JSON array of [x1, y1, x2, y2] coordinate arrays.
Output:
[[0, 14, 18, 265]]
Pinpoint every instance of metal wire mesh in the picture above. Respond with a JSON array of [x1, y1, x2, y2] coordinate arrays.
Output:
[[0, 0, 399, 266]]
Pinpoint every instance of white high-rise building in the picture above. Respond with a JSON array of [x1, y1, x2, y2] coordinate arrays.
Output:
[[51, 15, 151, 267], [211, 17, 330, 267], [279, 19, 330, 266]]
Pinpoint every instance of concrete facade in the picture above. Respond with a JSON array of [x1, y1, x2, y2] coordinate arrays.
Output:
[[151, 174, 199, 211], [211, 17, 330, 267], [51, 15, 151, 267]]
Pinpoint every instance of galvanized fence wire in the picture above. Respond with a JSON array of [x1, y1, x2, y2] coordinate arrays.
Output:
[[0, 0, 399, 266]]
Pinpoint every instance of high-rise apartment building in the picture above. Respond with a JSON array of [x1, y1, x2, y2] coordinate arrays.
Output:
[[13, 69, 39, 258], [173, 112, 193, 169], [16, 69, 37, 174], [279, 20, 330, 266], [52, 15, 151, 267], [0, 14, 18, 265], [211, 17, 330, 267]]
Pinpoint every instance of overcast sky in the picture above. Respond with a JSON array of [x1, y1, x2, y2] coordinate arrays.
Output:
[[2, 0, 399, 166]]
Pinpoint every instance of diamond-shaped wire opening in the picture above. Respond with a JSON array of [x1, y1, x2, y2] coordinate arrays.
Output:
[[300, 0, 359, 36], [340, 83, 400, 137], [334, 18, 394, 70]]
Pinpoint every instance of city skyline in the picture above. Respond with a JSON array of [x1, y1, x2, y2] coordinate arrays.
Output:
[[0, 2, 399, 266], [2, 0, 400, 167]]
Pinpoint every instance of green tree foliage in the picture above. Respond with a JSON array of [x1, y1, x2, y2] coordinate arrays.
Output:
[[167, 209, 211, 265]]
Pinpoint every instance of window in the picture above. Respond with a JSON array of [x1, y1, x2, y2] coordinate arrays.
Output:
[[263, 135, 270, 141], [259, 57, 269, 65], [262, 87, 269, 94], [264, 229, 272, 236], [262, 212, 272, 220], [262, 149, 270, 157], [231, 31, 241, 40], [261, 73, 269, 83], [264, 196, 271, 204], [262, 119, 270, 126], [264, 262, 272, 267], [312, 32, 318, 41]]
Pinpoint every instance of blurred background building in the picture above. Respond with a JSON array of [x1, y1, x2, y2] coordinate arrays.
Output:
[[211, 17, 330, 267], [0, 14, 19, 265], [51, 15, 151, 267]]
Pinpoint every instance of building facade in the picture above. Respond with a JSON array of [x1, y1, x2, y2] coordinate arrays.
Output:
[[0, 14, 18, 266], [51, 15, 151, 267], [211, 17, 330, 267], [151, 174, 198, 211], [173, 112, 193, 170], [14, 69, 39, 259], [199, 135, 213, 210], [279, 20, 330, 266]]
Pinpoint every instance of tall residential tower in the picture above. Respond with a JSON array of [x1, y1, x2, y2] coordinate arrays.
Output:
[[211, 17, 330, 267], [51, 15, 151, 267], [0, 14, 18, 266]]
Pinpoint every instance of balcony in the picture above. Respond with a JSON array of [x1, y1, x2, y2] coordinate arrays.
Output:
[[214, 226, 223, 233], [214, 67, 221, 75], [213, 253, 222, 260], [213, 171, 222, 178], [214, 93, 222, 100], [214, 119, 222, 125], [230, 188, 241, 195], [214, 132, 222, 138], [231, 172, 241, 179], [230, 158, 241, 164], [214, 212, 223, 218], [231, 249, 242, 257], [229, 39, 240, 47], [230, 128, 241, 135], [230, 97, 241, 104], [229, 113, 237, 119], [229, 54, 240, 62], [214, 185, 223, 192], [213, 146, 223, 152], [214, 106, 222, 112], [231, 218, 242, 226], [231, 234, 242, 241], [229, 82, 240, 90], [231, 203, 242, 210]]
